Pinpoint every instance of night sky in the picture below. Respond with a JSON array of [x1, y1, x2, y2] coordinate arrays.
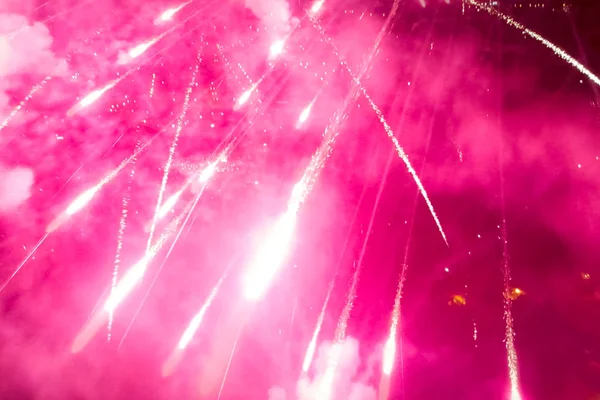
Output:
[[0, 0, 599, 399]]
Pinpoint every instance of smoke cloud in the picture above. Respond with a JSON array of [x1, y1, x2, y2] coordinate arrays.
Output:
[[269, 336, 377, 400], [0, 13, 67, 116], [243, 0, 293, 35], [0, 165, 34, 212]]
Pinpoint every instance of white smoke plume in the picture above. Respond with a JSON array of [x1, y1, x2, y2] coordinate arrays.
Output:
[[0, 165, 34, 212], [0, 13, 67, 116], [269, 336, 377, 400], [243, 0, 293, 35]]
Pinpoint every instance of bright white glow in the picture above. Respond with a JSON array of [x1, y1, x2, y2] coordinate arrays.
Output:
[[244, 211, 297, 300], [178, 313, 202, 349], [302, 338, 317, 372], [66, 186, 99, 215], [103, 256, 150, 313], [157, 190, 182, 220], [198, 161, 218, 183], [382, 335, 396, 375], [310, 0, 324, 13], [79, 87, 108, 108], [236, 87, 254, 108], [296, 103, 313, 128], [269, 39, 285, 59], [159, 7, 178, 21], [129, 41, 154, 59]]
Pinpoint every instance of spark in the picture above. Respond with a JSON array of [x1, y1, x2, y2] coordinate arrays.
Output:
[[0, 233, 50, 293], [499, 125, 522, 399], [310, 0, 324, 14], [150, 73, 156, 97], [71, 208, 188, 354], [46, 133, 162, 234], [302, 280, 333, 372], [157, 190, 184, 220], [0, 75, 52, 132], [128, 38, 160, 60], [46, 185, 101, 233], [155, 1, 190, 24], [382, 333, 397, 375], [244, 209, 298, 300], [178, 274, 225, 350], [234, 84, 257, 110], [310, 13, 448, 245], [67, 79, 121, 116], [296, 100, 315, 129], [108, 142, 139, 339], [145, 49, 201, 260], [269, 39, 285, 60], [471, 0, 600, 87], [162, 272, 227, 376]]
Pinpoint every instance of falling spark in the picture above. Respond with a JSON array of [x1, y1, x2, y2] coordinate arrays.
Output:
[[155, 1, 190, 24], [302, 281, 334, 372], [128, 38, 160, 60], [244, 209, 298, 300], [67, 79, 121, 116], [382, 333, 397, 375], [471, 0, 600, 87], [296, 101, 314, 129], [0, 75, 52, 132], [71, 208, 189, 354], [178, 275, 225, 350], [269, 39, 285, 59], [145, 49, 202, 259], [311, 14, 447, 245], [308, 2, 401, 357], [108, 142, 139, 339], [499, 127, 522, 399], [150, 73, 156, 97], [234, 85, 257, 110], [0, 233, 50, 293], [157, 190, 184, 220], [162, 272, 228, 376], [310, 0, 324, 14], [46, 132, 163, 234], [303, 177, 371, 374]]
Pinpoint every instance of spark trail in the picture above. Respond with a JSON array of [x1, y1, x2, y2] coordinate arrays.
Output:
[[71, 204, 192, 354], [471, 0, 600, 87], [319, 150, 393, 400], [45, 132, 164, 234], [500, 161, 522, 399], [1, 127, 169, 293], [302, 169, 371, 374], [162, 270, 228, 377], [380, 24, 450, 394], [310, 14, 448, 245], [145, 49, 202, 259], [0, 75, 52, 132], [302, 280, 334, 373], [108, 140, 140, 340], [118, 154, 225, 348]]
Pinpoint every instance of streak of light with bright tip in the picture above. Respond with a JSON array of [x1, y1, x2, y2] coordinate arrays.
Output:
[[155, 1, 191, 24], [162, 271, 229, 377], [71, 206, 192, 354], [302, 280, 334, 373]]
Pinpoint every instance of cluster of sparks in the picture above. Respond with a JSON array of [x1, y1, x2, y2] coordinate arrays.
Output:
[[2, 0, 600, 398]]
